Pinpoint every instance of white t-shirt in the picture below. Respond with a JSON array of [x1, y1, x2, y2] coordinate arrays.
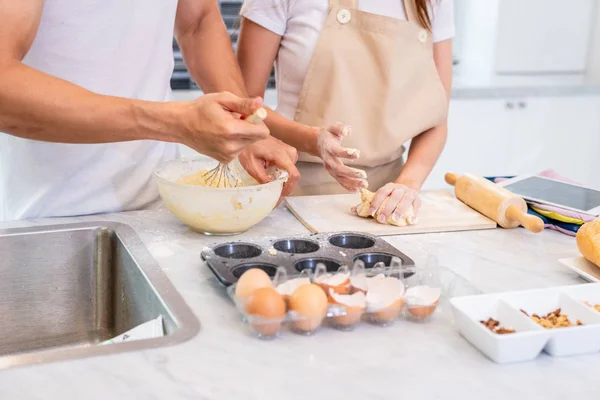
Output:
[[0, 0, 179, 221], [241, 0, 455, 120]]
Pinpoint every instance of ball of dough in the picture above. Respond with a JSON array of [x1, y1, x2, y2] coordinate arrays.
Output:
[[352, 189, 417, 227]]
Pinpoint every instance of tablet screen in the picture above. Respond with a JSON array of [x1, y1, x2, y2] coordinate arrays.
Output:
[[504, 177, 600, 213]]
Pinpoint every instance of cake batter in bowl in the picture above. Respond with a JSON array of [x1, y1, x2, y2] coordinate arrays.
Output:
[[154, 158, 288, 235]]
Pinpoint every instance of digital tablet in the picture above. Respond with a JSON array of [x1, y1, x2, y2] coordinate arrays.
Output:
[[499, 175, 600, 217]]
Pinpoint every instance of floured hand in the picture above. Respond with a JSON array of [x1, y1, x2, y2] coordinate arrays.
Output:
[[316, 123, 368, 192], [352, 186, 419, 227]]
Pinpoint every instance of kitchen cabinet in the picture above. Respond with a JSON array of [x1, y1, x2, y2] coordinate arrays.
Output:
[[495, 0, 595, 73], [506, 96, 600, 185], [425, 95, 600, 190], [426, 99, 514, 190]]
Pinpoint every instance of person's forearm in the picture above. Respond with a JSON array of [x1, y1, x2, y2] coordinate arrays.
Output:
[[395, 123, 448, 190], [261, 108, 319, 155], [177, 6, 247, 97], [0, 62, 181, 144]]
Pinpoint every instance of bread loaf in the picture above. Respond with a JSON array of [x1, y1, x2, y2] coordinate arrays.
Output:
[[576, 219, 600, 267]]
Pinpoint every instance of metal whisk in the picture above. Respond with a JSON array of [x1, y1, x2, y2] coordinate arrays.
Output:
[[202, 163, 243, 188], [203, 107, 268, 188]]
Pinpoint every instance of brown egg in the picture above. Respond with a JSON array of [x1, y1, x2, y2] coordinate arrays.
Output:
[[276, 277, 311, 309], [245, 287, 286, 337], [235, 268, 273, 301], [289, 284, 328, 333]]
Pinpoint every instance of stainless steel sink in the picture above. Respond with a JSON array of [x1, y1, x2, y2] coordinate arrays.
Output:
[[0, 222, 199, 369]]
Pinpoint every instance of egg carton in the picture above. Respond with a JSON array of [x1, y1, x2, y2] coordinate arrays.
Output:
[[224, 263, 481, 339], [201, 232, 415, 286]]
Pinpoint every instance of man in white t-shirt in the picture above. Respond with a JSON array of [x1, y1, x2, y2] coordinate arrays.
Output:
[[0, 0, 299, 221]]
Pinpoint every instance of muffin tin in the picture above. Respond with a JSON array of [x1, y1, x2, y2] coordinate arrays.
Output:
[[201, 232, 415, 286]]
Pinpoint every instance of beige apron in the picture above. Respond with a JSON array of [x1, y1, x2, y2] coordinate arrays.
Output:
[[292, 0, 448, 196]]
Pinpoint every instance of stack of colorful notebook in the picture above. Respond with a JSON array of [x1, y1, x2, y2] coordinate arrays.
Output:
[[485, 170, 595, 237]]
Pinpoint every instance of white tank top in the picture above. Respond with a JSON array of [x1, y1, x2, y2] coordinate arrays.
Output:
[[0, 0, 180, 221]]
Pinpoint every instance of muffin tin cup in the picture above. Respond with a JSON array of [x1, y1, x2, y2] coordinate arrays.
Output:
[[202, 232, 415, 286], [451, 283, 600, 363]]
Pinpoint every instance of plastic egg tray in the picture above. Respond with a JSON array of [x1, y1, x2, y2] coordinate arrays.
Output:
[[224, 264, 479, 339], [201, 232, 415, 286]]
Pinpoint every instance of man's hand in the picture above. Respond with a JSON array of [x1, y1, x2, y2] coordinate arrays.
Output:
[[239, 136, 300, 199], [176, 92, 270, 164], [317, 123, 368, 192]]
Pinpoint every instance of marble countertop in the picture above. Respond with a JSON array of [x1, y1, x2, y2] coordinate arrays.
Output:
[[0, 206, 599, 399], [450, 74, 600, 99]]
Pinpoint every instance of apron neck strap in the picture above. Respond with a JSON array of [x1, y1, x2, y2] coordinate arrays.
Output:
[[403, 0, 422, 27], [329, 0, 358, 9]]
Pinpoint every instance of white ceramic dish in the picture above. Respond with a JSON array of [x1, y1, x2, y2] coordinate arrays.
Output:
[[559, 257, 600, 283], [500, 289, 600, 357], [560, 283, 600, 313], [154, 158, 288, 235], [451, 294, 550, 364]]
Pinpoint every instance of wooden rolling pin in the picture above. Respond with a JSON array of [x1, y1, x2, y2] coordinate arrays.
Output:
[[445, 172, 544, 233]]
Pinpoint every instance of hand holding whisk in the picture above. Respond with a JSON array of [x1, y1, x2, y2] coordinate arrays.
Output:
[[202, 107, 268, 188]]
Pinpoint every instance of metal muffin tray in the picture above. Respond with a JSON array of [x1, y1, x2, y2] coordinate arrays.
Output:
[[201, 232, 415, 286]]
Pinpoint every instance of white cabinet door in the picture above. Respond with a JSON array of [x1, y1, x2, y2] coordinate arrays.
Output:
[[424, 99, 515, 190], [425, 95, 600, 190], [506, 96, 600, 188], [495, 0, 595, 73]]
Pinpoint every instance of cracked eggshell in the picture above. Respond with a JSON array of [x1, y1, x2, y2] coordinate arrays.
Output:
[[276, 277, 311, 307], [350, 273, 385, 294], [329, 289, 366, 327], [315, 272, 350, 295], [366, 277, 405, 322], [405, 286, 441, 319]]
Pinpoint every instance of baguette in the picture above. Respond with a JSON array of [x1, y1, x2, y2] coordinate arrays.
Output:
[[576, 219, 600, 267]]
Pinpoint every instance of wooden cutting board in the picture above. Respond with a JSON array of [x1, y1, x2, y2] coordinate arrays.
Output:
[[285, 190, 496, 236]]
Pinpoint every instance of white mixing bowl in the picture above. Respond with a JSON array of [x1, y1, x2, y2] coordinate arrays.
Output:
[[153, 158, 288, 235]]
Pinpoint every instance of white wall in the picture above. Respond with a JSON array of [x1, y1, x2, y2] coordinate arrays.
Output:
[[588, 1, 600, 82]]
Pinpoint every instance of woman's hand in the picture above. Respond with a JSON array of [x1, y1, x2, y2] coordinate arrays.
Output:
[[369, 183, 421, 225], [316, 123, 368, 192]]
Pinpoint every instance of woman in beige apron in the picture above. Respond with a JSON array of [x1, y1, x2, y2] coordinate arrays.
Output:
[[237, 0, 453, 224]]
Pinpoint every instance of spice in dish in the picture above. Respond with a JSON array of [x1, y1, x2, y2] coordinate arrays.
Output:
[[584, 301, 600, 312], [480, 318, 515, 334], [521, 308, 583, 329]]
